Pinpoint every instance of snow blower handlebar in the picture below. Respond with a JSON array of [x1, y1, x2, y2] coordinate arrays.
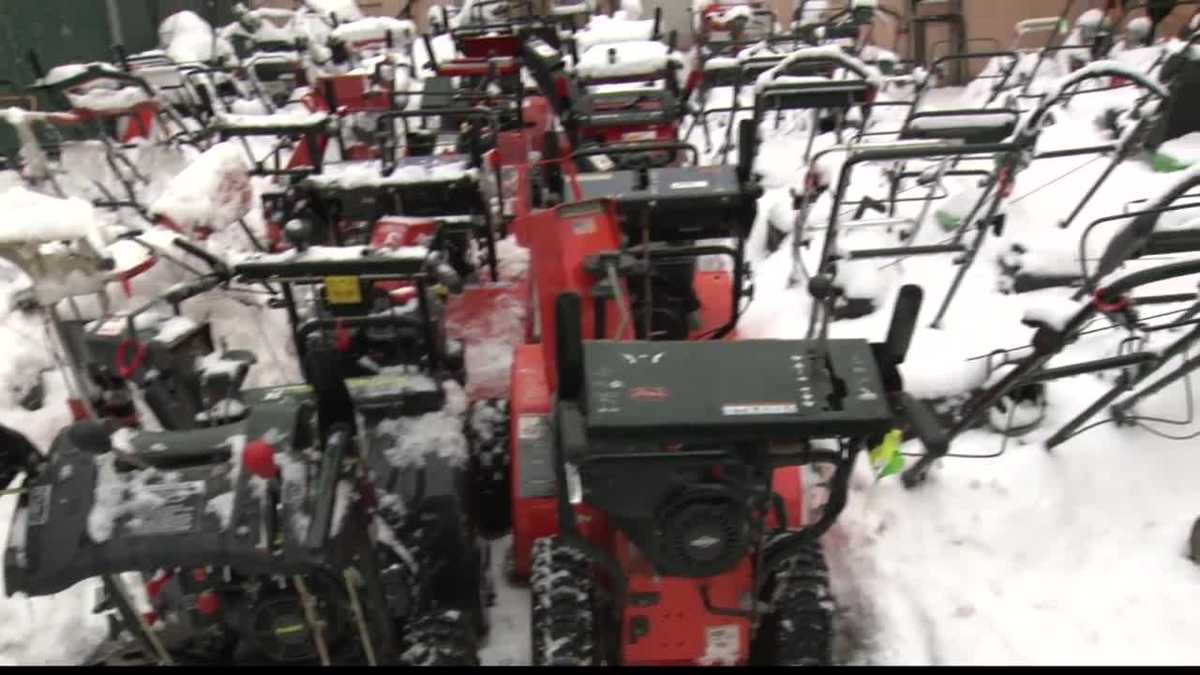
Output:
[[1083, 166, 1200, 295], [812, 140, 1018, 331], [1020, 63, 1170, 142], [903, 257, 1200, 487], [35, 64, 157, 99]]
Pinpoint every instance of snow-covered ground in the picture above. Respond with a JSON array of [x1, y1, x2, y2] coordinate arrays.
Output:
[[2, 7, 1200, 667]]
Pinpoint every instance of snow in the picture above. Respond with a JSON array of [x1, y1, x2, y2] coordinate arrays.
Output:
[[754, 46, 884, 95], [304, 0, 364, 22], [1022, 296, 1086, 332], [213, 111, 329, 130], [236, 243, 429, 267], [66, 87, 152, 113], [40, 63, 123, 88], [572, 16, 656, 53], [370, 381, 469, 469], [1156, 133, 1200, 166], [575, 43, 678, 80], [151, 315, 199, 344], [1038, 60, 1169, 115], [0, 188, 106, 248], [330, 17, 416, 46], [299, 158, 478, 189], [906, 112, 1016, 134], [149, 142, 254, 237], [159, 11, 233, 64]]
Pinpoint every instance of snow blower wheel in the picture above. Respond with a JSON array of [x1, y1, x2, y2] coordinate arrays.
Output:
[[397, 610, 480, 666], [468, 398, 513, 539], [751, 538, 835, 666], [530, 536, 598, 666]]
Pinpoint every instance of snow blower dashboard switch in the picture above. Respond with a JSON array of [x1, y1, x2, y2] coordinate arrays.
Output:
[[581, 339, 893, 445]]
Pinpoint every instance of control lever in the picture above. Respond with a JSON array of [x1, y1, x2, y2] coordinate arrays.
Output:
[[305, 425, 350, 550]]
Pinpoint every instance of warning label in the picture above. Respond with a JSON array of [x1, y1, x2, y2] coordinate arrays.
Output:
[[721, 403, 799, 416], [698, 624, 741, 666], [517, 415, 547, 440], [127, 482, 206, 536]]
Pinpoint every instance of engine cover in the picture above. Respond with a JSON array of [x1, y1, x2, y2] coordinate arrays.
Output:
[[652, 485, 751, 578]]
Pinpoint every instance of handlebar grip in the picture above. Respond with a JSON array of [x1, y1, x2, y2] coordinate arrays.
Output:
[[884, 285, 923, 365], [164, 275, 224, 305]]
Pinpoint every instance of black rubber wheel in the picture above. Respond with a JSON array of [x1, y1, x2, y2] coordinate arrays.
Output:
[[467, 399, 512, 539], [529, 537, 596, 666], [398, 610, 480, 666], [751, 539, 834, 666]]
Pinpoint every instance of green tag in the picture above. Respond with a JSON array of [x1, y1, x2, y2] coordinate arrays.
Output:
[[869, 429, 905, 481], [1058, 19, 1069, 34]]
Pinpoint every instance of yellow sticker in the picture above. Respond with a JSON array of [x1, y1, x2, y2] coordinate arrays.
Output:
[[324, 276, 363, 305]]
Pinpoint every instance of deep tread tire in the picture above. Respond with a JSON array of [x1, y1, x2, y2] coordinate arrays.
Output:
[[398, 610, 480, 666], [529, 537, 596, 666], [752, 539, 834, 666], [467, 399, 512, 539]]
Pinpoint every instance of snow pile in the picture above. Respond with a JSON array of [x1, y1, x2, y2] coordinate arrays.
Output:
[[301, 159, 478, 189], [1021, 295, 1085, 332], [573, 16, 656, 53], [159, 11, 233, 63], [494, 234, 530, 282], [151, 315, 201, 344], [331, 17, 417, 47], [304, 0, 364, 21], [575, 41, 678, 80], [906, 112, 1016, 135], [235, 243, 429, 266], [0, 188, 106, 249], [67, 88, 152, 113], [213, 111, 329, 130], [1155, 133, 1200, 169], [40, 63, 123, 88], [150, 142, 254, 236], [368, 381, 469, 469], [38, 62, 156, 112]]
